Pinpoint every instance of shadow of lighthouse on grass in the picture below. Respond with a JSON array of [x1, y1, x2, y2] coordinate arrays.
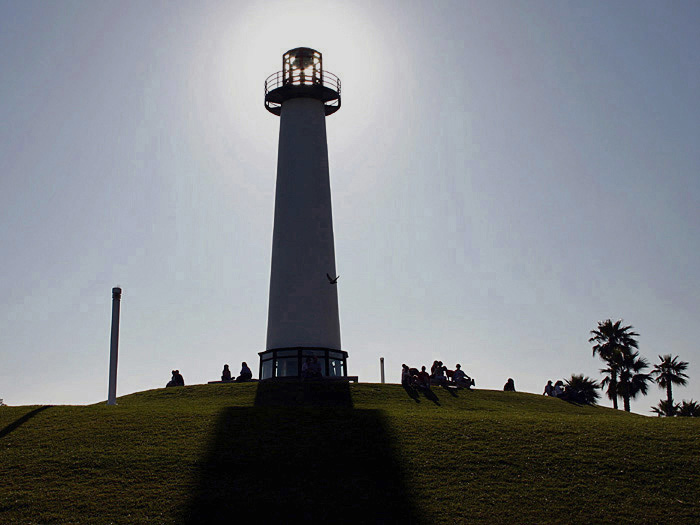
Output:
[[182, 382, 421, 523]]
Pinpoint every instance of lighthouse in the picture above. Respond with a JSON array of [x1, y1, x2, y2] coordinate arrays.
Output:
[[259, 48, 348, 380]]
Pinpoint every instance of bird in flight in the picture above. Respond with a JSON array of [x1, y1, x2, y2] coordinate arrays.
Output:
[[326, 273, 340, 284]]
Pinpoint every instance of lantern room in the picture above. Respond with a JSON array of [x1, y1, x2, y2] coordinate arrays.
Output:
[[283, 47, 322, 86], [265, 47, 341, 116]]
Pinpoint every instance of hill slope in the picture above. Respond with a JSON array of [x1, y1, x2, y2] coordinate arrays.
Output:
[[1, 383, 699, 523]]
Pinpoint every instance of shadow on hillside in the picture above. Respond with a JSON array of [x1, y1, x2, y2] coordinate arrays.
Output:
[[254, 379, 353, 407], [182, 382, 422, 523], [403, 384, 443, 406], [403, 384, 421, 403], [0, 406, 51, 439], [440, 384, 459, 398]]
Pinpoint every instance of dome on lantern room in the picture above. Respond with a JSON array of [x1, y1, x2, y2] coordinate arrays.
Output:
[[265, 47, 341, 116]]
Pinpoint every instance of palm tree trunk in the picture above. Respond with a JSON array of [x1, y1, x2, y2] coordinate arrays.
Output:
[[624, 394, 631, 412], [611, 372, 618, 410], [666, 382, 673, 416]]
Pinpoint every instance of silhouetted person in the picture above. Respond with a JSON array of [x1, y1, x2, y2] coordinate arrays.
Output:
[[553, 380, 565, 397], [167, 369, 184, 387], [302, 356, 322, 379], [452, 364, 474, 389], [417, 366, 431, 389], [543, 380, 554, 396], [302, 357, 312, 378], [236, 362, 252, 382], [310, 356, 322, 377], [503, 378, 515, 392], [432, 363, 447, 386], [401, 364, 410, 386], [221, 364, 232, 382]]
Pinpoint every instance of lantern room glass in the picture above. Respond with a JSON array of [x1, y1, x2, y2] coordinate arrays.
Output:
[[258, 348, 348, 379], [283, 48, 322, 86]]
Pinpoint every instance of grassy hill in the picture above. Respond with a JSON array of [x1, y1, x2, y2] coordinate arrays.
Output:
[[1, 382, 699, 523]]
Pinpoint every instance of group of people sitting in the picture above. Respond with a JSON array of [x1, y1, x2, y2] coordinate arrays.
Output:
[[543, 379, 571, 398], [166, 362, 254, 387], [166, 370, 185, 387], [401, 361, 475, 389], [221, 362, 253, 382]]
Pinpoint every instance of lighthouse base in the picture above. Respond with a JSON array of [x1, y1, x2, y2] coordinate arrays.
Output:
[[258, 348, 348, 380]]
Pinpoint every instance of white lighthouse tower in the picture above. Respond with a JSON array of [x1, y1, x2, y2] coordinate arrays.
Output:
[[259, 47, 348, 380]]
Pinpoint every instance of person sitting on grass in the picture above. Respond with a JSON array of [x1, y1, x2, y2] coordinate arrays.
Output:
[[452, 364, 474, 389], [432, 363, 448, 386], [553, 380, 565, 397], [401, 364, 411, 387], [503, 378, 516, 392], [543, 380, 554, 396], [221, 364, 232, 382], [166, 370, 184, 387], [236, 362, 252, 382], [417, 366, 431, 389]]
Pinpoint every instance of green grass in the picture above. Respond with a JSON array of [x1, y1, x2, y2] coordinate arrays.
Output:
[[1, 383, 699, 523]]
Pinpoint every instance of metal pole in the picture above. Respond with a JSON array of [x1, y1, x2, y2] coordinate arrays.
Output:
[[380, 357, 385, 384], [107, 287, 122, 406]]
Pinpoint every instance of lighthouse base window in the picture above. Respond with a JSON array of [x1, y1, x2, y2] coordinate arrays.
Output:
[[302, 349, 328, 376], [328, 358, 344, 377], [276, 357, 298, 377], [258, 348, 348, 379], [261, 359, 273, 380]]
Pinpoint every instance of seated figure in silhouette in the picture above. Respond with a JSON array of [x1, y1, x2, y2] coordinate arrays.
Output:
[[401, 364, 410, 386], [553, 380, 565, 398], [543, 380, 555, 396], [452, 364, 475, 389], [167, 369, 185, 387], [236, 362, 252, 382], [408, 366, 420, 384], [503, 378, 516, 392], [417, 366, 431, 389], [432, 362, 448, 386], [221, 364, 232, 382]]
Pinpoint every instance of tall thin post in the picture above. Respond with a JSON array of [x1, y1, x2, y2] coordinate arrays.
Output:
[[107, 287, 122, 406], [380, 357, 385, 384]]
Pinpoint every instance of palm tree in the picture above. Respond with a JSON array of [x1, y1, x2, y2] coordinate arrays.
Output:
[[589, 319, 639, 409], [652, 354, 689, 415], [600, 362, 622, 409], [616, 350, 652, 412], [564, 374, 600, 405], [651, 399, 679, 417], [678, 400, 700, 417]]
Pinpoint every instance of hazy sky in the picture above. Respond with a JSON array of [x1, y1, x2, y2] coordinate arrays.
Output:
[[1, 1, 698, 414]]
